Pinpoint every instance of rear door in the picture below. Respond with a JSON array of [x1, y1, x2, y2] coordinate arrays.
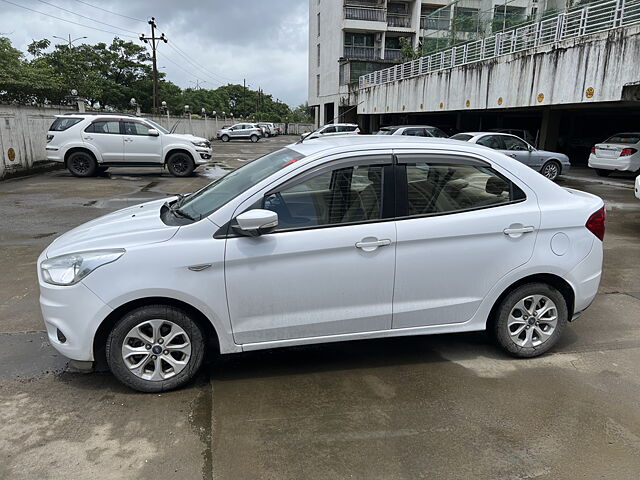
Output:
[[83, 120, 124, 163], [122, 121, 162, 164], [392, 151, 540, 328]]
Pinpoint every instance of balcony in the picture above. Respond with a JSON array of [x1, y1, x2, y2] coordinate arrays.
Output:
[[387, 14, 412, 28], [343, 46, 382, 60], [384, 48, 403, 60], [420, 14, 451, 31], [344, 6, 386, 22]]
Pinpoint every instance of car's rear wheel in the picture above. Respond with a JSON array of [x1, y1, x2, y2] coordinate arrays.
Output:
[[541, 160, 561, 181], [492, 283, 568, 358], [250, 135, 259, 143], [67, 151, 97, 177], [595, 169, 611, 177], [221, 134, 230, 142], [167, 152, 195, 177], [106, 305, 206, 392]]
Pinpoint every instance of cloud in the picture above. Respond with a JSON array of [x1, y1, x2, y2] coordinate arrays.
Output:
[[0, 0, 309, 106]]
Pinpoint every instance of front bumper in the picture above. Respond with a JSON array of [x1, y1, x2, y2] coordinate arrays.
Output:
[[195, 147, 213, 165], [38, 253, 112, 361]]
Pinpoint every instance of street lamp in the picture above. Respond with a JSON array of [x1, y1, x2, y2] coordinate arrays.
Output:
[[161, 100, 169, 123], [53, 35, 87, 49]]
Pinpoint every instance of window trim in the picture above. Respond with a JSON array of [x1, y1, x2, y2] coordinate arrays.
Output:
[[394, 154, 527, 221]]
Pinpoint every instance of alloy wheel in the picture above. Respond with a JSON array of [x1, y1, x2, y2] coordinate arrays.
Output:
[[542, 162, 559, 180], [121, 319, 192, 381], [507, 295, 558, 348], [71, 156, 90, 174]]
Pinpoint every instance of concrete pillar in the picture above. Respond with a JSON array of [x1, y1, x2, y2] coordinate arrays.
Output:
[[539, 109, 561, 151]]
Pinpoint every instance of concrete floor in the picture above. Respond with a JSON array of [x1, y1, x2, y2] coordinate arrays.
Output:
[[1, 137, 639, 480]]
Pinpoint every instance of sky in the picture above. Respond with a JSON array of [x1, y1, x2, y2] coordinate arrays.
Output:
[[0, 0, 309, 107]]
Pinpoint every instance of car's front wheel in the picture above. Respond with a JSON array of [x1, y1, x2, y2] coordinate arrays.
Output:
[[167, 152, 195, 177], [67, 151, 97, 177], [106, 305, 206, 392], [492, 283, 568, 358], [595, 169, 611, 177], [541, 160, 561, 181]]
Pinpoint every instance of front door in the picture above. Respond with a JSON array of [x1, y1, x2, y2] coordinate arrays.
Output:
[[500, 135, 540, 170], [82, 120, 123, 163], [225, 158, 396, 345], [392, 153, 540, 328], [122, 121, 162, 164]]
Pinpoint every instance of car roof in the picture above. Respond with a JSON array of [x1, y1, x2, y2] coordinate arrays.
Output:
[[380, 125, 439, 129], [321, 123, 358, 127], [57, 112, 138, 118], [457, 131, 522, 138]]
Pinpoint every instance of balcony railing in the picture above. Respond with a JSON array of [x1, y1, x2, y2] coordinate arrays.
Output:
[[384, 48, 403, 60], [420, 14, 451, 30], [360, 0, 640, 89], [387, 14, 411, 28], [344, 6, 386, 22], [344, 46, 382, 60]]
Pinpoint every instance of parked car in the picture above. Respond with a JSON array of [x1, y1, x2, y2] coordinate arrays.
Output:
[[217, 123, 263, 142], [588, 132, 640, 177], [301, 123, 360, 140], [45, 113, 212, 177], [451, 132, 570, 181], [376, 125, 449, 138], [257, 124, 273, 137], [259, 123, 279, 137], [488, 128, 537, 146], [38, 135, 605, 392]]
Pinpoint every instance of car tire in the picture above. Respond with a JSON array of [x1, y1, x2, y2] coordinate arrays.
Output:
[[595, 169, 611, 177], [106, 305, 206, 393], [67, 151, 98, 177], [492, 283, 568, 358], [250, 135, 259, 143], [221, 135, 230, 142], [166, 152, 195, 177], [541, 160, 561, 181]]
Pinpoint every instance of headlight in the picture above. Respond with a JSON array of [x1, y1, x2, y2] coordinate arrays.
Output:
[[191, 140, 210, 148], [40, 249, 125, 286]]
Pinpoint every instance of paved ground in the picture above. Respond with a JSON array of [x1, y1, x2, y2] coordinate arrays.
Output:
[[1, 138, 639, 480]]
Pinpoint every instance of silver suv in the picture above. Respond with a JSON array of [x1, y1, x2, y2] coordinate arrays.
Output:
[[46, 113, 212, 177], [216, 123, 263, 142]]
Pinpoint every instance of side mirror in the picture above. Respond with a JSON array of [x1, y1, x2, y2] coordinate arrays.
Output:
[[528, 144, 535, 152], [233, 209, 278, 237], [148, 128, 160, 137]]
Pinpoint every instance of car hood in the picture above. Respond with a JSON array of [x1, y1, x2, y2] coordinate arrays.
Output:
[[45, 198, 179, 258], [167, 133, 208, 143]]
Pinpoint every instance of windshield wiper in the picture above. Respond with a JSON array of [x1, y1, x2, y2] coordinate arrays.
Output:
[[172, 207, 198, 221]]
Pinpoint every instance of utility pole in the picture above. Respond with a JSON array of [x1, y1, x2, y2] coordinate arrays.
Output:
[[243, 78, 246, 118], [140, 17, 167, 114]]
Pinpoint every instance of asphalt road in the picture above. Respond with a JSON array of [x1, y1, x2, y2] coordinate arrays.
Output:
[[1, 137, 639, 480]]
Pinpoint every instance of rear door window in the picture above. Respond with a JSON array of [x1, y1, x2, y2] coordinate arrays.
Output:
[[477, 135, 505, 150], [85, 121, 121, 134], [49, 117, 83, 131]]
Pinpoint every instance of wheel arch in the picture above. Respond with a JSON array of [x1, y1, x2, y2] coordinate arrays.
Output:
[[64, 146, 99, 167], [487, 273, 575, 329], [93, 296, 220, 368], [164, 148, 195, 165]]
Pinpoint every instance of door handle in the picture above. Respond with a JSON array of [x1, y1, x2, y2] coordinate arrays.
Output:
[[124, 138, 134, 142], [508, 153, 517, 158], [503, 225, 535, 238], [355, 238, 391, 252]]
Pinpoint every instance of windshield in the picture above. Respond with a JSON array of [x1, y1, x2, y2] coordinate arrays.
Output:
[[426, 127, 449, 138], [604, 133, 640, 144], [145, 119, 170, 134], [178, 147, 305, 219]]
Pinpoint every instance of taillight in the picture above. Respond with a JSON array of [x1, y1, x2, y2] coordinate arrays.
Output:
[[586, 206, 606, 241], [46, 134, 54, 143], [620, 148, 637, 156], [590, 146, 596, 154]]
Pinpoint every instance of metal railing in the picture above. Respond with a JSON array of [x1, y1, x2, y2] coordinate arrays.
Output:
[[360, 0, 640, 89], [344, 6, 386, 22], [387, 13, 412, 28], [344, 46, 382, 60]]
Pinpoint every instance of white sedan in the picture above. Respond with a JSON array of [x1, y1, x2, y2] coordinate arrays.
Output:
[[38, 136, 605, 392], [588, 132, 640, 177]]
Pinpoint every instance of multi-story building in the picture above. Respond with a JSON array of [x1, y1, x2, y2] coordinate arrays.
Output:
[[308, 0, 575, 127]]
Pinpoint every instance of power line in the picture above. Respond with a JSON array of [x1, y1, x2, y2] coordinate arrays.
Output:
[[0, 0, 138, 38], [70, 0, 145, 23], [161, 53, 223, 88], [35, 0, 140, 35], [167, 41, 235, 83], [165, 42, 231, 85]]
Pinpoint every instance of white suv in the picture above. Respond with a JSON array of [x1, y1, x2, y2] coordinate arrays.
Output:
[[46, 114, 212, 177], [38, 136, 604, 392]]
